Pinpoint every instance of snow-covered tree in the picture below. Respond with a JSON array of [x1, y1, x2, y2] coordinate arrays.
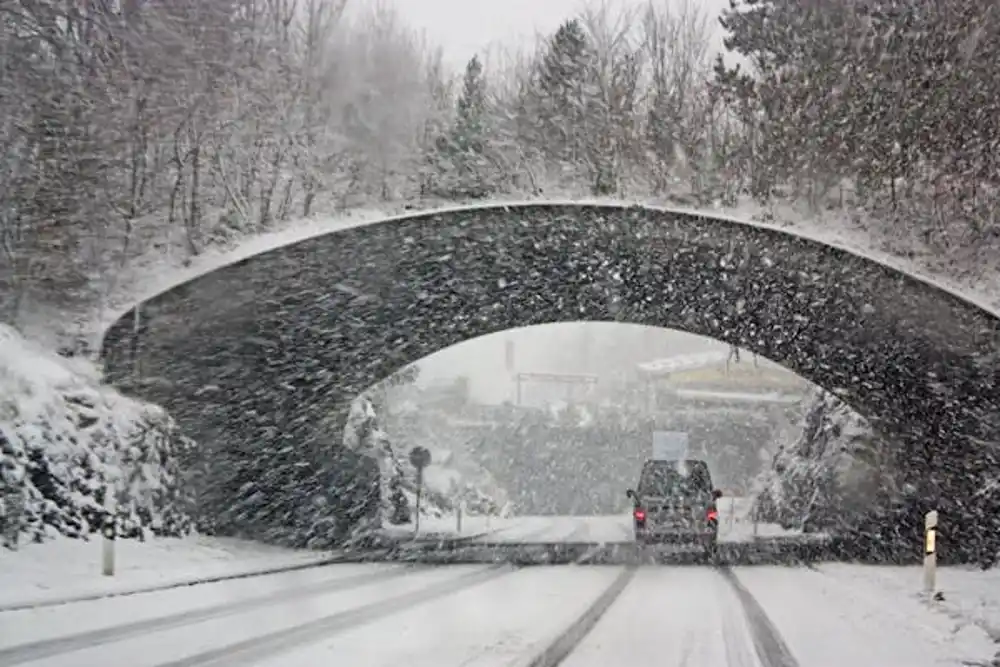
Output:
[[444, 55, 499, 198], [344, 392, 409, 526]]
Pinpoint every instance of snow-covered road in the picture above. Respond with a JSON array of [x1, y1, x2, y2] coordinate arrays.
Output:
[[2, 560, 994, 667], [428, 501, 810, 545]]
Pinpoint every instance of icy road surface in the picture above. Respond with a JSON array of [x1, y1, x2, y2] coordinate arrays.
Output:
[[1, 561, 993, 667]]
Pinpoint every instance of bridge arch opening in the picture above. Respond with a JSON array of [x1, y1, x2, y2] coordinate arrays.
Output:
[[362, 322, 888, 538], [99, 203, 1000, 553]]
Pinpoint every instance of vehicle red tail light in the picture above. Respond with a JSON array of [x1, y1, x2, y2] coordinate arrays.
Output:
[[707, 509, 719, 522], [633, 508, 646, 522]]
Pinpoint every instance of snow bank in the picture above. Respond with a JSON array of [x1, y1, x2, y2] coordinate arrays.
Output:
[[0, 534, 333, 609], [0, 325, 193, 548]]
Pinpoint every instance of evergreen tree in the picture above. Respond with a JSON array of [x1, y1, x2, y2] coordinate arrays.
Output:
[[388, 475, 410, 524], [522, 20, 595, 175], [417, 53, 455, 198], [437, 54, 498, 198], [715, 0, 1000, 208], [454, 55, 486, 156]]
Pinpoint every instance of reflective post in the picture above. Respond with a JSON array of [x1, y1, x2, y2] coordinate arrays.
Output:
[[101, 484, 118, 577], [924, 510, 938, 595], [102, 484, 117, 576], [102, 519, 116, 576]]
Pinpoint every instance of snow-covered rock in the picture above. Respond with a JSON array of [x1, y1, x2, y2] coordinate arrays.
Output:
[[0, 326, 193, 548], [750, 388, 892, 533]]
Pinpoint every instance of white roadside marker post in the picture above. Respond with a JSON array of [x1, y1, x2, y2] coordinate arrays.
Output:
[[923, 510, 938, 596], [102, 485, 117, 577]]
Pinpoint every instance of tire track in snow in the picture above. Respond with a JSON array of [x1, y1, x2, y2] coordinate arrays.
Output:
[[0, 565, 418, 666], [719, 596, 764, 667], [551, 566, 760, 666], [518, 565, 637, 667], [719, 567, 800, 667], [151, 564, 514, 667]]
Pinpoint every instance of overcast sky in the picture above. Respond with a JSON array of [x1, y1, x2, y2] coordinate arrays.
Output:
[[414, 324, 723, 404], [380, 0, 735, 71], [365, 0, 735, 402]]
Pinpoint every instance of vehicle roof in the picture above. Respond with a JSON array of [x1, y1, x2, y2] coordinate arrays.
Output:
[[642, 458, 709, 466]]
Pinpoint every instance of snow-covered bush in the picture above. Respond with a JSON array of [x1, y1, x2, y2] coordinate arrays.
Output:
[[341, 393, 508, 526], [0, 326, 193, 548]]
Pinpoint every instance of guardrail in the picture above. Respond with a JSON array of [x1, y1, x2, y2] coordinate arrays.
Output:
[[339, 536, 834, 566]]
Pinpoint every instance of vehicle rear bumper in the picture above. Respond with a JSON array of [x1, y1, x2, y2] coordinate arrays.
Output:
[[635, 527, 718, 545]]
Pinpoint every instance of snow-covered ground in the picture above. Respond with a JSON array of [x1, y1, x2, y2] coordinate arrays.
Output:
[[815, 563, 1000, 642], [2, 557, 998, 666], [0, 535, 336, 610], [735, 565, 996, 667], [0, 507, 811, 610]]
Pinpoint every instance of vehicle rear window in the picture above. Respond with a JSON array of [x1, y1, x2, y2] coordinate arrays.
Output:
[[638, 460, 712, 497]]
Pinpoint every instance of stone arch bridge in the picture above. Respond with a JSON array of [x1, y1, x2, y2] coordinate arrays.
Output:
[[100, 203, 1000, 544]]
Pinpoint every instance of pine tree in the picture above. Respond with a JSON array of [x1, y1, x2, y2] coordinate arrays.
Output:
[[454, 55, 486, 156], [523, 20, 595, 175], [437, 55, 497, 199], [417, 53, 455, 199]]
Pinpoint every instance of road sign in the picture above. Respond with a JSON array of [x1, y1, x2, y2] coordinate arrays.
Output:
[[409, 447, 432, 535], [652, 431, 689, 460], [409, 446, 431, 469]]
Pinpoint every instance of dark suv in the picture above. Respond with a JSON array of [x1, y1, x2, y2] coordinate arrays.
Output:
[[626, 459, 722, 554]]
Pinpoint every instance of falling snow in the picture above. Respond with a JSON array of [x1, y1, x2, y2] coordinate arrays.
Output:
[[2, 0, 1000, 665]]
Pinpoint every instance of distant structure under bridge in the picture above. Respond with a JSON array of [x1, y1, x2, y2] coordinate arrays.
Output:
[[635, 350, 812, 422]]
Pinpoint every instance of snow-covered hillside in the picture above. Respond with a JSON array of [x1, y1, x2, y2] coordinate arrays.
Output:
[[0, 326, 193, 548]]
